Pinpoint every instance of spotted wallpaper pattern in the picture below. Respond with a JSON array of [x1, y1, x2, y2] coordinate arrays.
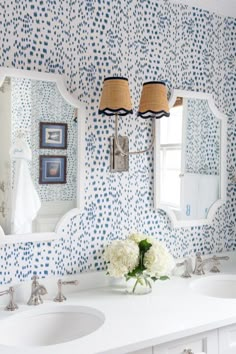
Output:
[[185, 98, 220, 175], [0, 0, 235, 285], [11, 78, 77, 202]]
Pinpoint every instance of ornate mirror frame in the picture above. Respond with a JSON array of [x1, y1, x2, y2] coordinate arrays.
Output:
[[154, 89, 227, 228], [0, 67, 85, 244]]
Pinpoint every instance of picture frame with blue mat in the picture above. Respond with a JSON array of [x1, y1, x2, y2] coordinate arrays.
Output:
[[39, 156, 67, 184], [40, 122, 67, 149]]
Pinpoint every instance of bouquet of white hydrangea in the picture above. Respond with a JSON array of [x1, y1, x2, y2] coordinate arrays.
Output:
[[104, 233, 175, 294]]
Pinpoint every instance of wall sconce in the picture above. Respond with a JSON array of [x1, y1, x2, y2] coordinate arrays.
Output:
[[98, 77, 169, 172]]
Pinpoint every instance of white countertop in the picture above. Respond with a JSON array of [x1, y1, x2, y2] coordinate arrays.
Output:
[[0, 252, 236, 354]]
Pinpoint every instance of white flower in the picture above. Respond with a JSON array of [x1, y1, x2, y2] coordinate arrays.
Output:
[[144, 241, 175, 277], [104, 239, 139, 278], [128, 232, 153, 244]]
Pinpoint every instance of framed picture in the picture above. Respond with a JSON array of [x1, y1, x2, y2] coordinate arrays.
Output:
[[39, 156, 67, 184], [40, 122, 67, 149]]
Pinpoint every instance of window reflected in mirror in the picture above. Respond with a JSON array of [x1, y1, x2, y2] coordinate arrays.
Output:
[[160, 99, 183, 209], [158, 96, 221, 221]]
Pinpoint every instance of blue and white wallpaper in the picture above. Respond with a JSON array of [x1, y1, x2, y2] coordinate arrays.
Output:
[[0, 0, 235, 285], [185, 98, 220, 175]]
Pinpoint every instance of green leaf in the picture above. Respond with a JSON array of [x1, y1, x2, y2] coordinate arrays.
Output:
[[139, 239, 152, 253], [127, 266, 144, 277], [159, 276, 170, 281], [151, 276, 159, 282]]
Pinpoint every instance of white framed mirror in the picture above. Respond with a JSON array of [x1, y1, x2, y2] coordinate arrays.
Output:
[[154, 89, 227, 228], [0, 67, 85, 244]]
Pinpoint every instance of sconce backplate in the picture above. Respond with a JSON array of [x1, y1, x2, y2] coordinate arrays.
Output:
[[110, 136, 129, 172]]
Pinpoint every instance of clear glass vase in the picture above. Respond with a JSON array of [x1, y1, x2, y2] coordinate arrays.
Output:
[[126, 274, 152, 295]]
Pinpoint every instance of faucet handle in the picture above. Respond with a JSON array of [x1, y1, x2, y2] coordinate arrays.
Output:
[[62, 280, 79, 286], [54, 279, 79, 303], [6, 287, 18, 311], [0, 286, 18, 311], [210, 255, 230, 273], [176, 258, 192, 278]]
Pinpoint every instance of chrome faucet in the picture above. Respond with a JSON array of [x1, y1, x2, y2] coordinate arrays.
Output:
[[193, 252, 230, 275], [0, 286, 18, 311], [27, 275, 47, 306], [176, 258, 192, 278], [54, 279, 79, 302]]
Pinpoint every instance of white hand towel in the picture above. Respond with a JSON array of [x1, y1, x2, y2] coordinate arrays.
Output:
[[198, 174, 219, 218], [181, 173, 219, 220], [11, 159, 41, 234], [10, 138, 41, 234], [0, 225, 5, 237], [181, 173, 199, 219]]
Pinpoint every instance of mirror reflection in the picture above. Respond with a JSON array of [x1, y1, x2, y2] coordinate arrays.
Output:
[[0, 77, 78, 235], [159, 96, 220, 220]]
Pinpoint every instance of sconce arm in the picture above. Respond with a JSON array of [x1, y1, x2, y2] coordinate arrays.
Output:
[[114, 114, 155, 156]]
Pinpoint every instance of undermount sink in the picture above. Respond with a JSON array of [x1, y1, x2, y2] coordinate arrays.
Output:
[[0, 305, 105, 347], [190, 274, 236, 299]]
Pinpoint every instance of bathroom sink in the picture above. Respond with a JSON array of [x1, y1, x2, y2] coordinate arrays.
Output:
[[0, 305, 105, 347], [190, 275, 236, 299]]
